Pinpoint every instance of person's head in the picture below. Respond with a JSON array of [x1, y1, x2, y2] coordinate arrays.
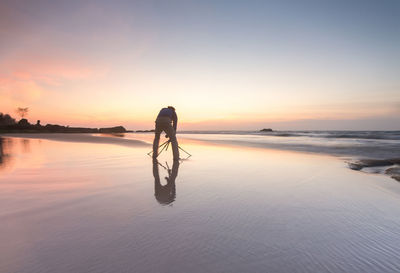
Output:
[[167, 106, 175, 111]]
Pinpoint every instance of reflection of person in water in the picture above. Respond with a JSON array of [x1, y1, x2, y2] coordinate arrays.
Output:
[[152, 159, 180, 205]]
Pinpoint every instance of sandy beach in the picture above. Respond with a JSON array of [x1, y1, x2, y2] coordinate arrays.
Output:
[[3, 133, 150, 147], [1, 133, 400, 273], [2, 0, 399, 271]]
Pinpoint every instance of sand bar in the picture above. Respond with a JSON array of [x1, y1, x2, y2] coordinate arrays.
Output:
[[3, 133, 150, 147]]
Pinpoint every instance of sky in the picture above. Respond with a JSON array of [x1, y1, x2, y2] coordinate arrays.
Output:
[[0, 0, 399, 130]]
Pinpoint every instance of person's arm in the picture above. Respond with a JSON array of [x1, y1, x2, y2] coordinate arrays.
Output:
[[172, 111, 177, 131]]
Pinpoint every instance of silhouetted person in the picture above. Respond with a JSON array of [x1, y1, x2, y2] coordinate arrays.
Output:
[[153, 106, 179, 160], [152, 159, 180, 205]]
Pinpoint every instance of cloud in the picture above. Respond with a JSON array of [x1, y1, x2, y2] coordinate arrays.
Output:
[[0, 52, 107, 106], [0, 80, 42, 102], [2, 53, 106, 83], [0, 53, 107, 122]]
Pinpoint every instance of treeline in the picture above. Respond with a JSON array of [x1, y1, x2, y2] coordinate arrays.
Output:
[[0, 113, 129, 134], [0, 113, 17, 126]]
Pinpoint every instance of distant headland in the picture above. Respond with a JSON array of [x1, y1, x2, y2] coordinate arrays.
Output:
[[0, 113, 131, 134]]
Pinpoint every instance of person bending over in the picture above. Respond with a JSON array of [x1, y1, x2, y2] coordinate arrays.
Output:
[[153, 106, 179, 160]]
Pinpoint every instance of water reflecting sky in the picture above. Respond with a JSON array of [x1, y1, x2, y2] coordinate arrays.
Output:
[[1, 135, 400, 273]]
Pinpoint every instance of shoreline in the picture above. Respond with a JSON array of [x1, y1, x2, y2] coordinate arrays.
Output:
[[1, 132, 399, 182], [1, 133, 150, 147], [1, 132, 400, 272]]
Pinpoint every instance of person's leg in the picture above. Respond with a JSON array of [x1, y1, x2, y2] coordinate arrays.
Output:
[[164, 123, 179, 160], [152, 122, 163, 158]]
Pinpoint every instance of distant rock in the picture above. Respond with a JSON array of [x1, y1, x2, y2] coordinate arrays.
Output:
[[260, 128, 273, 132], [136, 129, 155, 133], [99, 126, 127, 133]]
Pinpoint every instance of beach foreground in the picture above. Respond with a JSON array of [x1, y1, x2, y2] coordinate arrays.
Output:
[[1, 134, 400, 273]]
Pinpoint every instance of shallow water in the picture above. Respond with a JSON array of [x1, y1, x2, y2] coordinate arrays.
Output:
[[176, 131, 400, 159], [1, 135, 400, 273]]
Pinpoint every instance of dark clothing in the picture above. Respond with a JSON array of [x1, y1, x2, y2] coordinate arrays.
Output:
[[157, 108, 178, 131], [153, 108, 179, 160]]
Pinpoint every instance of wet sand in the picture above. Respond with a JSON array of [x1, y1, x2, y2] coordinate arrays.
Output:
[[3, 133, 150, 147], [1, 134, 400, 273]]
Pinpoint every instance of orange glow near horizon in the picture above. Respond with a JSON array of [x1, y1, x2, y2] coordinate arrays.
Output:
[[1, 1, 399, 130], [1, 49, 398, 130]]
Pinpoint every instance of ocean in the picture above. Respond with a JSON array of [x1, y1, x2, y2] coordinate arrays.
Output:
[[173, 130, 400, 159]]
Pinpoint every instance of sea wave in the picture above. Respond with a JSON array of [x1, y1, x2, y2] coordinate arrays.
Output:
[[180, 130, 400, 140], [177, 131, 400, 159], [258, 131, 400, 140], [176, 130, 400, 182]]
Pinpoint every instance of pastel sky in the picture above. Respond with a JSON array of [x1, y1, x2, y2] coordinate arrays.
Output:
[[1, 0, 399, 130]]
